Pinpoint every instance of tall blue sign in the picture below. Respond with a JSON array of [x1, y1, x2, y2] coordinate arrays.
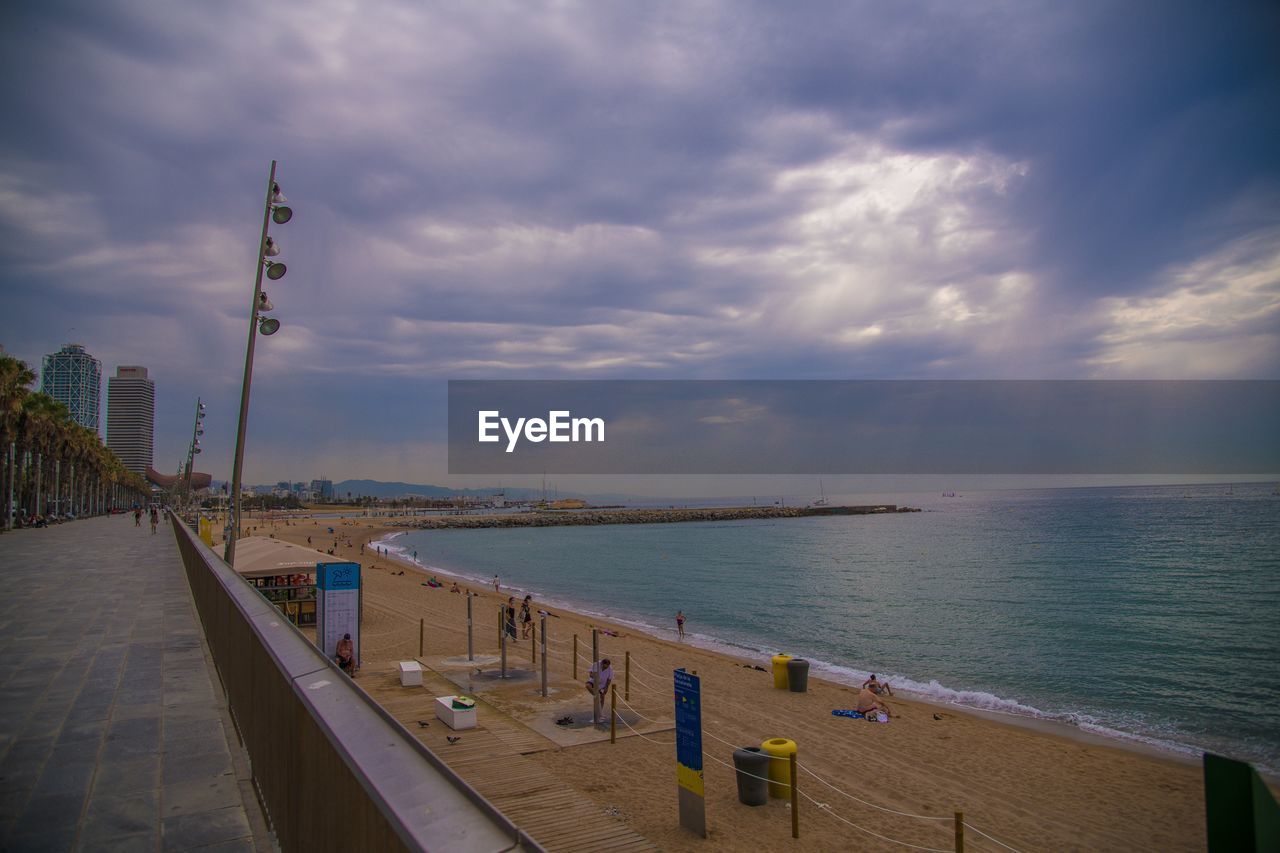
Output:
[[316, 562, 361, 666], [674, 668, 706, 837]]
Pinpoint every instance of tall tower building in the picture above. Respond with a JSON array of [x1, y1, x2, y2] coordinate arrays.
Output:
[[41, 343, 102, 434], [106, 366, 156, 474]]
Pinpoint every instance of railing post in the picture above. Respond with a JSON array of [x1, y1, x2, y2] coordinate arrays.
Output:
[[591, 628, 600, 725], [955, 811, 964, 852], [573, 634, 578, 680], [540, 614, 548, 697], [500, 622, 507, 678], [419, 618, 424, 658], [610, 684, 617, 744], [625, 650, 630, 701], [466, 591, 473, 661], [791, 752, 799, 839]]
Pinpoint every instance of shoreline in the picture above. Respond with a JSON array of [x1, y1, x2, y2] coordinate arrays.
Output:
[[367, 530, 1215, 776], [255, 514, 1221, 849]]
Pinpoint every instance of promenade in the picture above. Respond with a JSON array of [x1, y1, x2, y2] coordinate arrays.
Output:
[[0, 515, 271, 851]]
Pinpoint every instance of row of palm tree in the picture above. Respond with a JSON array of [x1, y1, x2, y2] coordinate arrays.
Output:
[[1, 354, 150, 529]]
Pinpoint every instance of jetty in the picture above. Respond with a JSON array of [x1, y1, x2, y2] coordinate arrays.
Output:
[[392, 503, 919, 531]]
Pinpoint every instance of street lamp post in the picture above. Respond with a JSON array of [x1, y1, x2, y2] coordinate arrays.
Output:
[[224, 160, 292, 566], [184, 397, 206, 496]]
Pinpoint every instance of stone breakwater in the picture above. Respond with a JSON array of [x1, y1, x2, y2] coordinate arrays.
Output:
[[391, 504, 920, 530]]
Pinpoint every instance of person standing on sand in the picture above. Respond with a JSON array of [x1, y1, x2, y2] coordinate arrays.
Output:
[[676, 610, 685, 640], [493, 575, 501, 593], [520, 595, 533, 639], [505, 597, 518, 640]]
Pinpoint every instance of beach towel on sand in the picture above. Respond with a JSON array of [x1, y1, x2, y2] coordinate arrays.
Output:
[[832, 709, 865, 719]]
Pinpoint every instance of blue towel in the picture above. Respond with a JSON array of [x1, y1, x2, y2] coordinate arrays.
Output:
[[831, 709, 865, 719]]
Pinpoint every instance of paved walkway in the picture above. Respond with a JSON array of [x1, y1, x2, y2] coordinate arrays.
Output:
[[0, 515, 273, 852]]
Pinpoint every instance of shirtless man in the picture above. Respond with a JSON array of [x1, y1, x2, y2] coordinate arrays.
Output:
[[862, 673, 894, 696], [856, 687, 891, 718], [335, 633, 355, 674]]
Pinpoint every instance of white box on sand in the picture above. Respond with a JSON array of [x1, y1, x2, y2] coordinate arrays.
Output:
[[398, 660, 422, 687], [435, 695, 477, 730]]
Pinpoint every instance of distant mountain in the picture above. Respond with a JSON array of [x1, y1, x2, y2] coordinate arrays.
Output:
[[332, 479, 549, 500]]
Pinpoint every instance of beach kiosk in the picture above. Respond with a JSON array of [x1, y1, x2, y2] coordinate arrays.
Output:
[[230, 536, 325, 627]]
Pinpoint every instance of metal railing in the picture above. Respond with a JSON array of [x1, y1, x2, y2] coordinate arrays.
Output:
[[169, 514, 540, 852]]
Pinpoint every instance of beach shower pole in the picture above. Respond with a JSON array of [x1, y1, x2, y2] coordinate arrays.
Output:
[[466, 592, 474, 661], [540, 614, 548, 697], [224, 160, 291, 566]]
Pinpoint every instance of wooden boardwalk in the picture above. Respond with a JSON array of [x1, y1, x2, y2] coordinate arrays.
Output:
[[362, 664, 658, 852]]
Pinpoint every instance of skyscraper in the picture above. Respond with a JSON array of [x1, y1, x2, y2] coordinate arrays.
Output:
[[41, 343, 102, 434], [106, 366, 155, 474]]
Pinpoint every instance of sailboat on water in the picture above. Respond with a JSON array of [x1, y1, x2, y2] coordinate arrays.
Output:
[[812, 479, 829, 507]]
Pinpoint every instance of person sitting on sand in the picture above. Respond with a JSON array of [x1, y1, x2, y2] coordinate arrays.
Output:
[[450, 581, 461, 593], [335, 633, 355, 674], [863, 674, 894, 696], [856, 687, 891, 718]]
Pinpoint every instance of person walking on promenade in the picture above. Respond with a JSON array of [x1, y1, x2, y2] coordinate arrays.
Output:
[[676, 610, 686, 640], [134, 508, 142, 527], [149, 507, 158, 534], [520, 595, 533, 639]]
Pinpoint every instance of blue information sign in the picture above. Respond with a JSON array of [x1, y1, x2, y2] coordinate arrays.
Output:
[[674, 668, 706, 836]]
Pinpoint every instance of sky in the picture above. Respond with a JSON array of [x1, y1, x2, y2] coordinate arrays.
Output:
[[1, 1, 1277, 495]]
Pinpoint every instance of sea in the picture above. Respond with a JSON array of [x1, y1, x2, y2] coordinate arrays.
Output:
[[376, 482, 1280, 773]]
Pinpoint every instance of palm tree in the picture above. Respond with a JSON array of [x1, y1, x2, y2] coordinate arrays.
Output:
[[1, 355, 37, 528]]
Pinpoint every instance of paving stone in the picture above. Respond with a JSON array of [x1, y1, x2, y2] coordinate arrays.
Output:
[[0, 518, 266, 851]]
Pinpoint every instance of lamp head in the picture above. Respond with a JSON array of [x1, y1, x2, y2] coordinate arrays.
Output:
[[272, 205, 293, 224], [271, 182, 287, 204], [265, 261, 286, 280], [264, 236, 281, 257], [259, 316, 281, 335], [258, 292, 274, 311]]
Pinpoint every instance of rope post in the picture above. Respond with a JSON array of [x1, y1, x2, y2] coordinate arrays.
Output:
[[497, 604, 502, 646], [418, 617, 424, 658], [625, 650, 630, 701], [540, 613, 548, 697], [466, 591, 473, 661], [790, 752, 799, 839], [531, 621, 536, 664], [591, 628, 601, 725], [500, 622, 507, 678], [954, 811, 963, 853], [573, 634, 578, 680], [610, 684, 617, 744]]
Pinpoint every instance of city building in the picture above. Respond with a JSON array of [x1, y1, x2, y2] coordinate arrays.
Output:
[[41, 343, 101, 434], [106, 366, 155, 474], [310, 479, 334, 501]]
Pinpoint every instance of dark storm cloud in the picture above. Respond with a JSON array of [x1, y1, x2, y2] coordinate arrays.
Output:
[[1, 0, 1276, 482]]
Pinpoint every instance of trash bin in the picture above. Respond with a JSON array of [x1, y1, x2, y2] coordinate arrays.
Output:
[[771, 654, 793, 689], [731, 747, 770, 806], [760, 737, 797, 798], [786, 658, 810, 693]]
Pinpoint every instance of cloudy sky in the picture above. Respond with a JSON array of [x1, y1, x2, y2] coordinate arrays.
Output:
[[1, 1, 1277, 492]]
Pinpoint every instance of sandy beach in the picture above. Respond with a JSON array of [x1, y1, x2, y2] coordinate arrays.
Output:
[[244, 512, 1209, 851]]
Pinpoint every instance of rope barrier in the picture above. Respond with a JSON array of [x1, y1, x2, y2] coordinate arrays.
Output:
[[964, 822, 1023, 852], [613, 694, 675, 727], [799, 791, 952, 853], [701, 750, 788, 789], [797, 764, 952, 822], [613, 709, 676, 745]]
